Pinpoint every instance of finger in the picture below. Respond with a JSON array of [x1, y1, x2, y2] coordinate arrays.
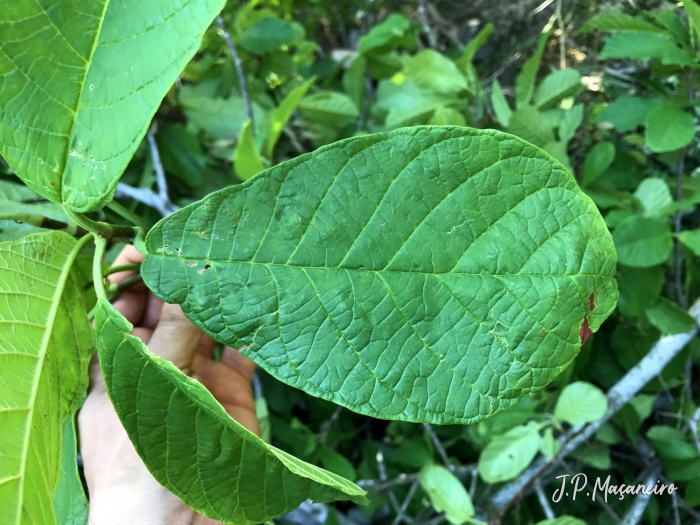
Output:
[[147, 302, 202, 372], [108, 245, 146, 285], [196, 334, 217, 358], [112, 289, 147, 325], [221, 347, 257, 382], [141, 292, 164, 330]]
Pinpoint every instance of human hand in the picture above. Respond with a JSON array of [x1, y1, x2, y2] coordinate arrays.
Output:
[[78, 245, 259, 524]]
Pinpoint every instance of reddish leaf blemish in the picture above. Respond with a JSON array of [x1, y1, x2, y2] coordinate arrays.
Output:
[[579, 318, 593, 345], [579, 294, 596, 345]]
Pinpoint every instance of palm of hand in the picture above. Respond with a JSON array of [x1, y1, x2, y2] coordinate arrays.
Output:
[[79, 246, 258, 524]]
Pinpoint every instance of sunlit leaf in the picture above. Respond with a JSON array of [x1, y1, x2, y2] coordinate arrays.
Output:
[[0, 0, 224, 211]]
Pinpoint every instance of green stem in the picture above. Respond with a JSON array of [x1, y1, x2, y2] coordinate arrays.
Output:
[[105, 263, 141, 276], [63, 206, 143, 242], [107, 200, 153, 231], [93, 234, 108, 301], [0, 211, 82, 236]]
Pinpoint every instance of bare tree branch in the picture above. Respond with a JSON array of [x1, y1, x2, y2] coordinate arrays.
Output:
[[423, 423, 452, 470], [216, 15, 255, 134], [534, 480, 554, 520], [620, 471, 657, 525]]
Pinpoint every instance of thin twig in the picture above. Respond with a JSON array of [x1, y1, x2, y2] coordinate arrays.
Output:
[[555, 0, 566, 69], [216, 15, 254, 134], [358, 464, 475, 492], [417, 0, 438, 49], [0, 212, 83, 236], [376, 452, 410, 523], [534, 480, 555, 520], [392, 480, 420, 525], [489, 297, 700, 517], [530, 0, 555, 15], [423, 423, 452, 470], [356, 74, 373, 132]]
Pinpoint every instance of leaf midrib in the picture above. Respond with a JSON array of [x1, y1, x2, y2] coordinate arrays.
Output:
[[14, 233, 91, 524], [150, 255, 611, 279], [59, 0, 111, 200]]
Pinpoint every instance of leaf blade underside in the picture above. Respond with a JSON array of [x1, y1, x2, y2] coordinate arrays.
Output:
[[0, 232, 93, 524], [142, 126, 618, 424], [95, 299, 367, 525]]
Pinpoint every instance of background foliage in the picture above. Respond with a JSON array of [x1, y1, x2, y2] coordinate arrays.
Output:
[[3, 0, 700, 524]]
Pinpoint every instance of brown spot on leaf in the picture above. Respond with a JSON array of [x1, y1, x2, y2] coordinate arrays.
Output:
[[589, 293, 595, 312], [579, 318, 593, 345]]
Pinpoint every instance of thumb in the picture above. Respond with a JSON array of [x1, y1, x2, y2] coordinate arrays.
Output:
[[147, 303, 202, 374]]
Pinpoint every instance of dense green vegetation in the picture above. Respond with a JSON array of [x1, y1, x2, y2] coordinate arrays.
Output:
[[2, 1, 700, 524]]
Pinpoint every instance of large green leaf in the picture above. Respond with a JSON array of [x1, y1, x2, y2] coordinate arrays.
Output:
[[238, 17, 297, 54], [141, 127, 617, 424], [94, 299, 366, 524], [0, 0, 224, 212], [0, 232, 93, 524]]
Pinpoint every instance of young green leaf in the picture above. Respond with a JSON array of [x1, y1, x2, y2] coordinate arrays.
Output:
[[419, 464, 474, 524], [579, 13, 665, 34], [554, 381, 608, 425], [358, 14, 413, 56], [142, 127, 617, 425], [539, 427, 559, 459], [581, 142, 616, 186], [617, 265, 664, 317], [508, 106, 555, 147], [478, 422, 542, 483], [533, 69, 584, 110], [266, 78, 316, 158], [647, 426, 699, 460], [612, 216, 672, 267], [677, 229, 700, 255], [235, 120, 265, 181], [94, 299, 367, 524], [516, 31, 549, 108], [644, 104, 695, 153], [490, 79, 512, 127], [343, 57, 368, 113], [299, 92, 360, 127], [0, 232, 93, 524], [596, 96, 662, 132], [634, 177, 673, 217], [682, 0, 700, 42], [0, 0, 224, 212], [456, 23, 494, 70], [239, 17, 298, 54], [429, 107, 467, 126], [535, 517, 586, 525], [645, 297, 696, 334], [404, 50, 470, 96]]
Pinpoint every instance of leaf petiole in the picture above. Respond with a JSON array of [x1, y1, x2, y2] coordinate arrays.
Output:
[[63, 206, 144, 242], [92, 234, 108, 301]]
